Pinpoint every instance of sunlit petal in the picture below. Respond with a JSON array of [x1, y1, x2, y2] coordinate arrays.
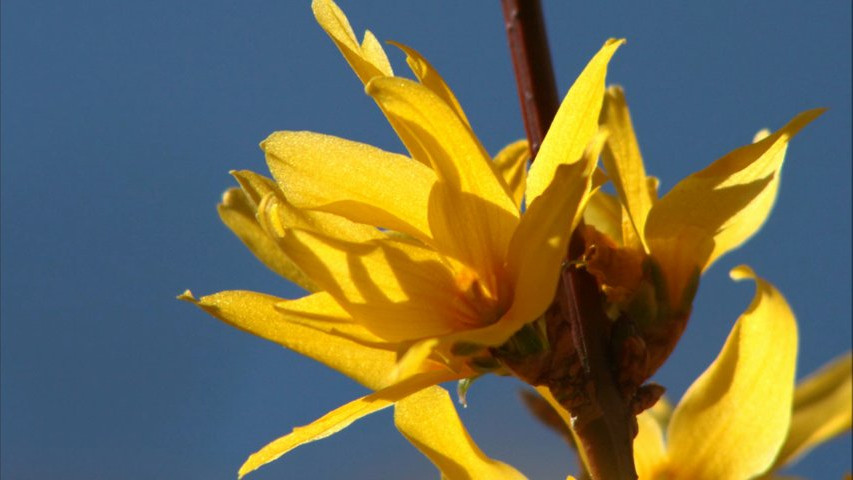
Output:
[[389, 41, 470, 127], [367, 76, 519, 278], [493, 139, 530, 210], [600, 86, 652, 252], [645, 109, 824, 276], [272, 226, 470, 342], [179, 290, 399, 390], [773, 353, 852, 469], [262, 131, 436, 244], [526, 38, 623, 207], [667, 266, 798, 479], [634, 411, 668, 480], [395, 386, 527, 480], [238, 369, 458, 478], [311, 0, 392, 84]]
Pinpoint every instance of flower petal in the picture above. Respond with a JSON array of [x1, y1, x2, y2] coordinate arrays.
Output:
[[599, 86, 653, 252], [526, 38, 623, 207], [395, 386, 527, 480], [389, 41, 470, 127], [238, 369, 457, 479], [633, 411, 668, 480], [311, 0, 392, 84], [218, 187, 318, 292], [445, 134, 600, 348], [645, 109, 824, 282], [270, 225, 469, 342], [493, 139, 530, 210], [179, 290, 398, 390], [583, 190, 623, 245], [367, 76, 519, 277], [666, 266, 798, 479], [773, 352, 852, 469], [262, 131, 436, 243]]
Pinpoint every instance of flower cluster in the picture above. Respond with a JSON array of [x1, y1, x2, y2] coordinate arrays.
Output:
[[182, 1, 850, 478]]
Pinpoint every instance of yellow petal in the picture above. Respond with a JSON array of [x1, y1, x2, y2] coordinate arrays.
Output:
[[534, 386, 592, 474], [526, 38, 623, 207], [773, 352, 853, 469], [272, 226, 469, 342], [600, 86, 652, 252], [497, 137, 601, 343], [230, 170, 279, 207], [395, 386, 527, 480], [238, 369, 457, 478], [445, 134, 600, 348], [493, 139, 530, 210], [262, 131, 436, 244], [583, 190, 623, 245], [389, 41, 470, 127], [666, 266, 798, 479], [179, 290, 398, 390], [367, 76, 519, 276], [633, 411, 668, 480], [256, 189, 382, 245], [218, 188, 319, 292], [645, 109, 824, 274], [311, 0, 392, 84]]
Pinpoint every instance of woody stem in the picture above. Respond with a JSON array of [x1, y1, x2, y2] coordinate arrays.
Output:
[[500, 1, 637, 478]]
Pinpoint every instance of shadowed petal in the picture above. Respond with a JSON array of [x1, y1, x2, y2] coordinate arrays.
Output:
[[493, 139, 530, 210], [666, 266, 798, 479], [599, 86, 653, 252], [395, 386, 527, 480], [218, 187, 318, 292]]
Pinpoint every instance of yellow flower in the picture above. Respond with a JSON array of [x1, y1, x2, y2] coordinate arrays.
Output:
[[631, 266, 852, 480], [581, 85, 823, 386], [182, 0, 625, 476]]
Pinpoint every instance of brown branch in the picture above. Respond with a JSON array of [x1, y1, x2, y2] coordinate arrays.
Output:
[[500, 1, 638, 478], [500, 0, 559, 158]]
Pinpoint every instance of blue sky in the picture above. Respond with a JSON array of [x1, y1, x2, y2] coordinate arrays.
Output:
[[2, 1, 850, 479]]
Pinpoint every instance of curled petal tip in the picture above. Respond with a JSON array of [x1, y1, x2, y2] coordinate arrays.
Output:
[[729, 265, 757, 281], [177, 290, 196, 302]]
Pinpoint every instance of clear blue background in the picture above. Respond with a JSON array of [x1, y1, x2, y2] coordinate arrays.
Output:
[[2, 1, 850, 478]]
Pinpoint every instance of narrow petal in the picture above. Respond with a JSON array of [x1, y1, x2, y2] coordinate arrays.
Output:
[[773, 352, 852, 469], [599, 86, 653, 252], [534, 386, 592, 473], [444, 134, 600, 348], [389, 41, 470, 127], [179, 290, 398, 390], [270, 225, 471, 342], [367, 76, 519, 277], [395, 386, 527, 480], [256, 189, 382, 245], [238, 369, 458, 478], [218, 188, 318, 292], [262, 131, 436, 243], [493, 139, 530, 210], [666, 266, 798, 479], [645, 109, 824, 282], [311, 0, 392, 84], [633, 412, 668, 480], [526, 38, 623, 207]]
